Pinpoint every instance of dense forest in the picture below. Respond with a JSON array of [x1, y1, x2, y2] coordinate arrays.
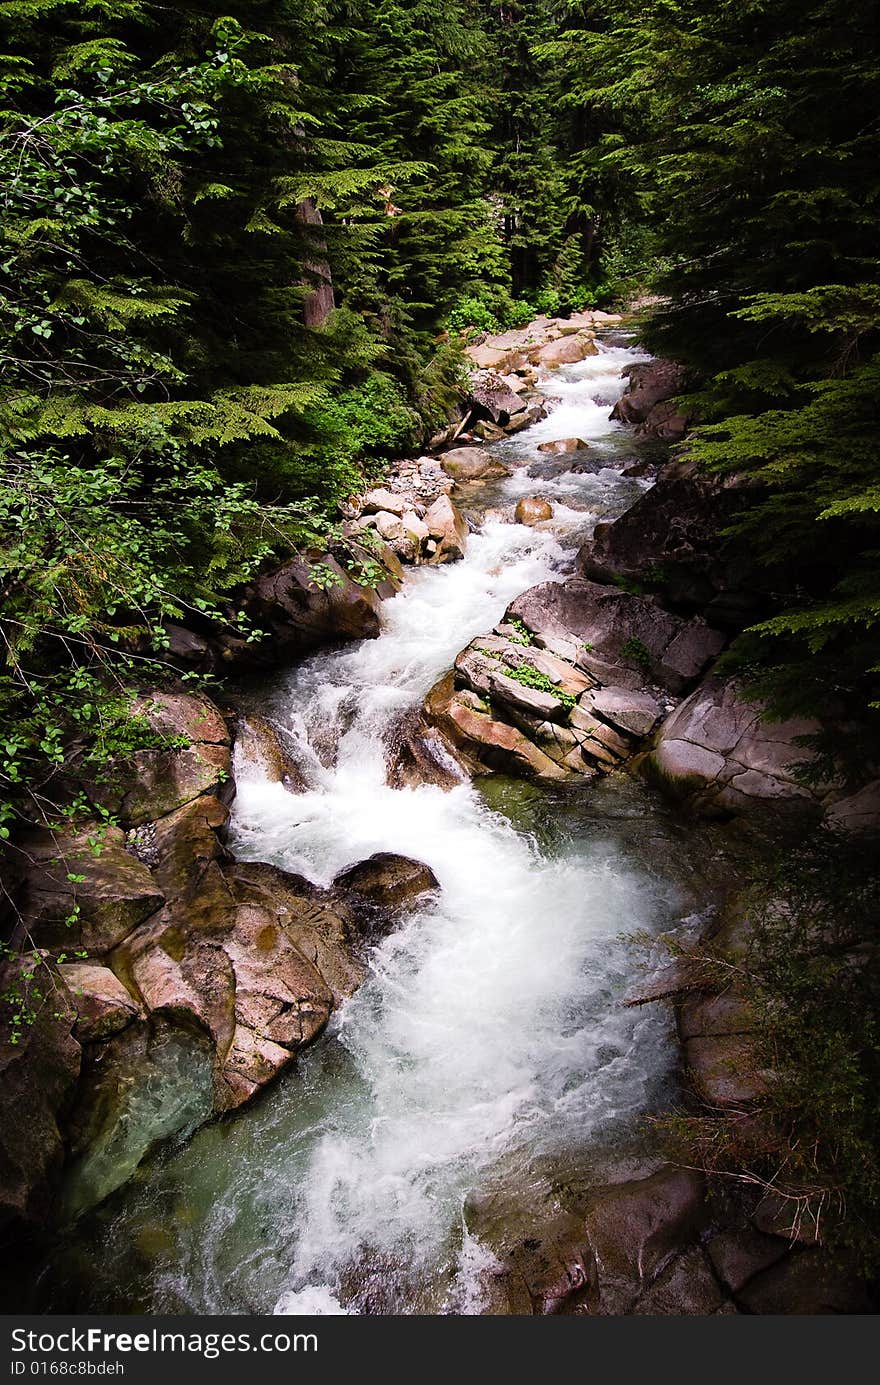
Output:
[[1, 0, 879, 1311], [2, 0, 878, 838]]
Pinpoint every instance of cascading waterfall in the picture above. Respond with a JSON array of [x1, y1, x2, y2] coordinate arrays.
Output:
[[43, 338, 704, 1316]]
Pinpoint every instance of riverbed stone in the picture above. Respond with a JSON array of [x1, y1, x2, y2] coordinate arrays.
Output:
[[646, 679, 822, 818], [515, 497, 553, 526], [424, 494, 469, 562], [582, 1166, 708, 1312], [439, 447, 507, 481], [334, 853, 439, 910], [537, 437, 588, 454]]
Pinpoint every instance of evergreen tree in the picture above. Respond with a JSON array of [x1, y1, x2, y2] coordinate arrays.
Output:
[[555, 0, 880, 746]]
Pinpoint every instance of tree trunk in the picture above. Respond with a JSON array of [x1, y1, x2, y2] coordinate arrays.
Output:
[[295, 197, 336, 329]]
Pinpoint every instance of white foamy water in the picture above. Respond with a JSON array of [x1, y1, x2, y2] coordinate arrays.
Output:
[[49, 335, 688, 1316], [221, 337, 673, 1312]]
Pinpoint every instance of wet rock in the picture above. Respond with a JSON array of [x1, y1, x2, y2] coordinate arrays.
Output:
[[507, 578, 724, 695], [706, 1228, 787, 1294], [611, 359, 691, 440], [529, 334, 598, 368], [333, 853, 439, 910], [234, 716, 306, 793], [424, 494, 469, 563], [646, 678, 822, 818], [537, 437, 588, 455], [515, 497, 553, 526], [61, 1021, 214, 1221], [0, 963, 80, 1227], [57, 963, 140, 1041], [579, 458, 760, 626], [735, 1249, 873, 1314], [20, 825, 164, 956], [582, 1166, 708, 1313], [439, 447, 508, 482], [242, 553, 390, 662]]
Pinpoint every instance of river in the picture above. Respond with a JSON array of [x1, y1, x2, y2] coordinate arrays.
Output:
[[35, 335, 738, 1314]]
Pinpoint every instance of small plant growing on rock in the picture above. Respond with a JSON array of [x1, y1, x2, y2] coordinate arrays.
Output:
[[504, 663, 576, 710], [620, 637, 653, 674], [507, 618, 533, 647]]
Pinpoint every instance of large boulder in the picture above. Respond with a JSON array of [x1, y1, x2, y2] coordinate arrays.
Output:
[[242, 553, 390, 661], [439, 447, 508, 482], [507, 578, 725, 694], [610, 359, 691, 439], [19, 825, 164, 955], [234, 716, 306, 793], [580, 458, 760, 629], [92, 690, 232, 828], [645, 678, 822, 818], [529, 334, 598, 368]]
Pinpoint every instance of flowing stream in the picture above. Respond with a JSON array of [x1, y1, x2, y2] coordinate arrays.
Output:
[[37, 336, 736, 1315]]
